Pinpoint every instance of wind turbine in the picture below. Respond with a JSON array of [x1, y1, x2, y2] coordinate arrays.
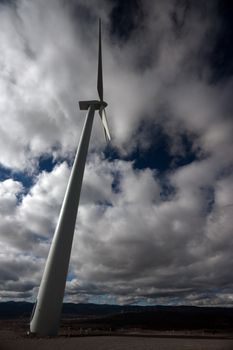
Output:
[[29, 19, 111, 337]]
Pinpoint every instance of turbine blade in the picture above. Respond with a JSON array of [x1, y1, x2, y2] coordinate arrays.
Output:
[[97, 19, 103, 101], [99, 107, 111, 142]]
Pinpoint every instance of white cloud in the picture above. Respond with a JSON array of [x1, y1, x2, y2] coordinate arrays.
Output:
[[17, 162, 70, 238], [0, 179, 23, 214]]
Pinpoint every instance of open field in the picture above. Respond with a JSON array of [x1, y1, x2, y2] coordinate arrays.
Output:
[[1, 333, 233, 350], [1, 305, 233, 350], [1, 319, 233, 350]]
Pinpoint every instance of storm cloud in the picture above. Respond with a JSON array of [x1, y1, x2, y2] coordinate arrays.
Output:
[[0, 0, 233, 307]]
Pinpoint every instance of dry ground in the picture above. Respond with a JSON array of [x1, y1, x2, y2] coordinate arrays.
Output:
[[1, 319, 233, 350], [1, 334, 233, 350]]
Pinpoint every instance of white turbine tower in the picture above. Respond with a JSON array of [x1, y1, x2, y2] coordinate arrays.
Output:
[[30, 19, 111, 337]]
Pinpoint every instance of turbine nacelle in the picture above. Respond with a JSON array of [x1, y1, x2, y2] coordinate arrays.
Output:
[[79, 100, 108, 111]]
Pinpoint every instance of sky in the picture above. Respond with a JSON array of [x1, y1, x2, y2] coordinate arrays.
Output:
[[0, 0, 233, 307]]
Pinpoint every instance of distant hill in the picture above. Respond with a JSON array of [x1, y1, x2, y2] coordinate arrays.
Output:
[[0, 301, 33, 319], [84, 307, 233, 331], [1, 302, 233, 331], [0, 301, 150, 318]]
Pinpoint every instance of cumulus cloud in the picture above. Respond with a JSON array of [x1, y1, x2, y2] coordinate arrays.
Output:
[[0, 0, 233, 307]]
